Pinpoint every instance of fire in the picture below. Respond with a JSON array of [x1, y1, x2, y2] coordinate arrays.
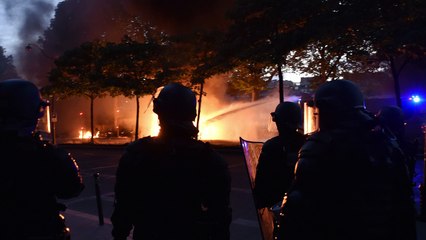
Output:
[[303, 102, 319, 134], [144, 98, 279, 141], [78, 130, 100, 139], [198, 121, 223, 140], [149, 114, 160, 136], [146, 110, 229, 140]]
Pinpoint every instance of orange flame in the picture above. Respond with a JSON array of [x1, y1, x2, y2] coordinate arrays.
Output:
[[78, 130, 100, 139]]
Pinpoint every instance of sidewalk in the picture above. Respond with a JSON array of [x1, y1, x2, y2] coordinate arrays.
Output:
[[64, 209, 114, 240]]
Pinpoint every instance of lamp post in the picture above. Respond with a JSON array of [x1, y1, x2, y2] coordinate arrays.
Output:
[[25, 43, 57, 144]]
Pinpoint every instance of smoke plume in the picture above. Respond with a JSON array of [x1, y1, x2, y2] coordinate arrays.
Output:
[[1, 0, 57, 53], [14, 0, 235, 86]]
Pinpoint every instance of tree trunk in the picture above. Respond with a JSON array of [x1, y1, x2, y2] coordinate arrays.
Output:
[[389, 56, 407, 108], [50, 95, 56, 145], [277, 63, 284, 103], [251, 89, 259, 102], [196, 83, 204, 140], [114, 97, 119, 137], [135, 95, 140, 141], [90, 96, 95, 144]]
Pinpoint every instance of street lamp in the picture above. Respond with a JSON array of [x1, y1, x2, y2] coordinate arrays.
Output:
[[25, 43, 57, 144], [25, 43, 55, 61]]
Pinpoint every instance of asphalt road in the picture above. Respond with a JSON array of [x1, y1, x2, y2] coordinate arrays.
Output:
[[60, 143, 262, 240], [59, 143, 426, 240]]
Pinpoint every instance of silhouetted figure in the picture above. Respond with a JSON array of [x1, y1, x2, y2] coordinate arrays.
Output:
[[0, 79, 84, 240], [254, 102, 306, 209], [376, 105, 418, 183], [280, 80, 416, 240], [253, 102, 306, 240], [111, 83, 232, 240]]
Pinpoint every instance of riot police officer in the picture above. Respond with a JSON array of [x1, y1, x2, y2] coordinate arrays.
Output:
[[254, 101, 305, 209], [112, 82, 232, 240], [254, 101, 306, 240], [376, 105, 418, 184], [0, 79, 84, 240], [279, 80, 416, 240]]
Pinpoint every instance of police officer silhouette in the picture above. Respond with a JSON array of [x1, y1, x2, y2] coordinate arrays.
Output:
[[254, 101, 305, 209], [253, 101, 306, 240], [280, 80, 416, 240], [0, 79, 84, 240], [112, 83, 232, 240]]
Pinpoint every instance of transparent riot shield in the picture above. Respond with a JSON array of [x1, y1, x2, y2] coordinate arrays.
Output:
[[239, 137, 276, 240]]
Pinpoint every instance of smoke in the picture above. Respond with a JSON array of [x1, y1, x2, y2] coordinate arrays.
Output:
[[195, 75, 302, 142], [11, 0, 235, 85], [18, 1, 56, 41], [15, 0, 129, 85], [0, 0, 58, 56], [7, 0, 288, 143], [50, 75, 302, 143]]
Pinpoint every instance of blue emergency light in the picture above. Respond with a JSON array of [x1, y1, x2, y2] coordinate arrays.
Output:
[[408, 95, 422, 104]]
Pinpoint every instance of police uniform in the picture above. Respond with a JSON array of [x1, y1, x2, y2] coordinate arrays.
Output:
[[112, 136, 231, 240], [279, 80, 416, 240], [254, 132, 305, 208], [1, 133, 83, 240], [280, 127, 416, 240], [0, 79, 84, 240], [111, 83, 231, 240], [254, 102, 306, 209]]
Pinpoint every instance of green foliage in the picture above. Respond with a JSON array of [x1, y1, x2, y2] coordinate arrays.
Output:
[[170, 30, 229, 84], [102, 36, 163, 97], [228, 61, 273, 101], [0, 46, 19, 81], [222, 0, 426, 103], [48, 40, 109, 99], [285, 37, 374, 89]]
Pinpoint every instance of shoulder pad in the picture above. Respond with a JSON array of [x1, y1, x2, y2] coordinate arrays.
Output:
[[305, 131, 333, 144], [126, 136, 154, 153], [299, 131, 333, 158], [195, 139, 213, 150]]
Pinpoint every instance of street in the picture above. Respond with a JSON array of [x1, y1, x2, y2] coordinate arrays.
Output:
[[60, 143, 262, 240], [59, 143, 426, 240]]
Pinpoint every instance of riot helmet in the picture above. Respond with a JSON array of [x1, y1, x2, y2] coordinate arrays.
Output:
[[0, 79, 48, 134], [376, 105, 405, 138], [314, 79, 365, 112], [314, 80, 370, 129], [271, 101, 302, 133], [153, 82, 197, 121]]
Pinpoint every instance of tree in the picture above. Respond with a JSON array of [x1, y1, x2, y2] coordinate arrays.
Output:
[[228, 61, 273, 101], [224, 0, 342, 102], [223, 0, 426, 108], [355, 0, 426, 107], [285, 35, 374, 90], [169, 29, 234, 131], [0, 46, 19, 81], [103, 33, 170, 140], [48, 40, 109, 144]]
